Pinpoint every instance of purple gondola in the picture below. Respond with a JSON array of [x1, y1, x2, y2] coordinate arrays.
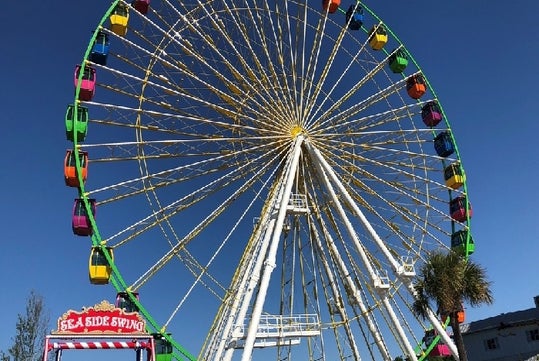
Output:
[[132, 0, 150, 14], [72, 198, 96, 236], [421, 101, 443, 127]]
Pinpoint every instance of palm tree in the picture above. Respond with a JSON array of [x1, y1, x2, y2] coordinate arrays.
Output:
[[413, 250, 493, 361]]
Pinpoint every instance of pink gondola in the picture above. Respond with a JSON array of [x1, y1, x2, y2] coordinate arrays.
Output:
[[74, 65, 96, 101], [430, 344, 452, 358]]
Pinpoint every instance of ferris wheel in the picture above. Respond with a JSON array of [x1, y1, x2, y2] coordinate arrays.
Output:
[[65, 0, 474, 360]]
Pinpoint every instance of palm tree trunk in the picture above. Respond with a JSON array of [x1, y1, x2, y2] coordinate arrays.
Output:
[[450, 311, 468, 361]]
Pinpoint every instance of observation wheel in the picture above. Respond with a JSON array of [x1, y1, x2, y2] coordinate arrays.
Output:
[[65, 0, 473, 360]]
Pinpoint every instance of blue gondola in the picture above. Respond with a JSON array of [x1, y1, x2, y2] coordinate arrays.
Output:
[[433, 131, 454, 157], [89, 31, 110, 65], [345, 5, 364, 30]]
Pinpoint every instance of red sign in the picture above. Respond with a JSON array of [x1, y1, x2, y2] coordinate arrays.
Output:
[[53, 300, 147, 335]]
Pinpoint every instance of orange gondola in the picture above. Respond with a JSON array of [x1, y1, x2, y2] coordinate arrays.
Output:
[[322, 0, 340, 14], [64, 150, 88, 187], [406, 74, 426, 99], [441, 306, 466, 324]]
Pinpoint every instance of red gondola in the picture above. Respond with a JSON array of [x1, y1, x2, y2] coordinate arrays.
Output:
[[449, 196, 472, 222], [64, 150, 88, 187]]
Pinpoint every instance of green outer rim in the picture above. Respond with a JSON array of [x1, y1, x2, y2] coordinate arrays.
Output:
[[361, 6, 473, 252], [68, 1, 472, 360], [339, 2, 471, 360], [70, 1, 196, 360], [359, 3, 472, 361]]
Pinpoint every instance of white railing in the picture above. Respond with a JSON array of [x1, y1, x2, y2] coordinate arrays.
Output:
[[233, 314, 321, 339], [286, 193, 309, 214]]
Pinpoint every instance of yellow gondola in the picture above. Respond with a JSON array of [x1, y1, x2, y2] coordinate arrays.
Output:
[[368, 24, 388, 50], [110, 4, 129, 36], [444, 162, 465, 189], [89, 246, 113, 285]]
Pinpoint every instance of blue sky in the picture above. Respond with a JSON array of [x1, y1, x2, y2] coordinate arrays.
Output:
[[1, 0, 538, 359]]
